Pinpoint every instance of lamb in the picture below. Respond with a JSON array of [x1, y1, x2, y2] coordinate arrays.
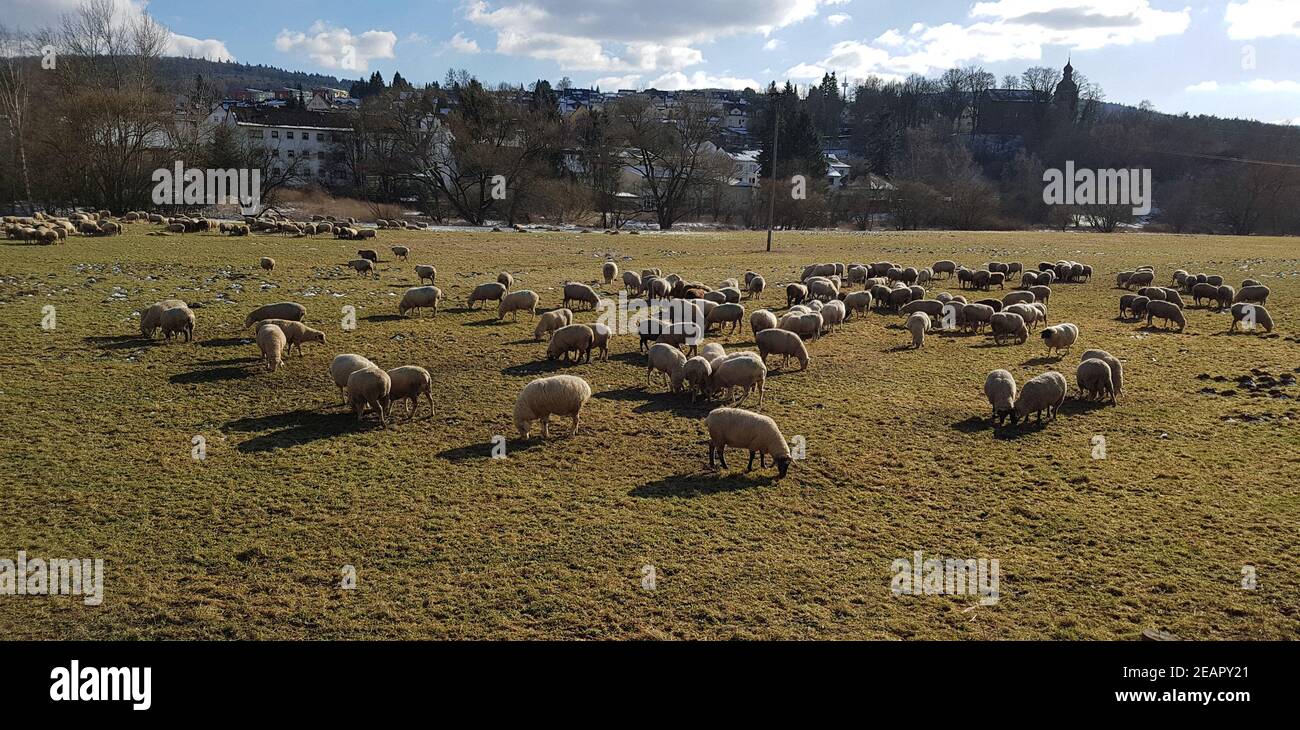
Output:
[[347, 366, 392, 428], [497, 272, 514, 290], [749, 309, 779, 333], [391, 246, 410, 261], [467, 282, 507, 309], [1011, 371, 1068, 425], [387, 365, 434, 420], [415, 265, 436, 284], [747, 276, 766, 300], [646, 342, 687, 392], [497, 289, 540, 321], [704, 407, 792, 478], [843, 291, 873, 319], [1145, 300, 1186, 331], [1233, 285, 1270, 306], [329, 354, 377, 404], [756, 328, 810, 371], [159, 306, 195, 342], [1229, 303, 1274, 333], [906, 312, 930, 348], [706, 302, 745, 334], [1079, 349, 1123, 398], [533, 308, 573, 341], [984, 369, 1017, 425], [547, 324, 595, 364], [1076, 358, 1116, 403], [255, 322, 287, 372], [602, 261, 618, 284], [259, 319, 326, 356], [562, 282, 601, 311], [140, 299, 188, 338], [679, 356, 713, 401], [708, 352, 767, 405], [1040, 323, 1079, 355], [399, 286, 444, 317], [990, 311, 1029, 345], [260, 257, 275, 273]]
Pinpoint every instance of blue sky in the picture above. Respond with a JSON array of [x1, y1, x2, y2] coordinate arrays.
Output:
[[11, 0, 1300, 124]]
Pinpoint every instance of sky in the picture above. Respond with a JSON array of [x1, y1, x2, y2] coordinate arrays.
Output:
[[7, 0, 1300, 125]]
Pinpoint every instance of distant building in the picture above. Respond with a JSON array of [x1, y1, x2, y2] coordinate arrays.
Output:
[[973, 60, 1081, 144], [207, 106, 353, 186]]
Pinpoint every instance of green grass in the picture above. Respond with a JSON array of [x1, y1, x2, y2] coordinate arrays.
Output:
[[1, 226, 1297, 639]]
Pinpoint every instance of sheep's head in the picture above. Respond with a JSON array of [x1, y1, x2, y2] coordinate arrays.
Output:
[[774, 456, 792, 479]]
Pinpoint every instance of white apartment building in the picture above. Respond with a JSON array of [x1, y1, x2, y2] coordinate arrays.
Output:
[[207, 106, 353, 186]]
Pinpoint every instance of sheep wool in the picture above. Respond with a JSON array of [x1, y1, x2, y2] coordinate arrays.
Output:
[[704, 407, 792, 478], [756, 328, 810, 371], [984, 370, 1017, 425], [1012, 371, 1068, 425], [387, 365, 434, 420], [329, 354, 377, 404], [159, 306, 195, 342], [255, 322, 287, 372], [399, 286, 444, 317], [533, 308, 574, 341], [1079, 349, 1124, 398], [141, 299, 188, 338], [498, 289, 540, 321], [513, 374, 592, 438], [547, 324, 595, 364], [244, 302, 306, 328], [1076, 358, 1116, 403], [347, 367, 392, 428]]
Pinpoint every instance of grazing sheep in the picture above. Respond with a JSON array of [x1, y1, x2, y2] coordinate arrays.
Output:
[[391, 246, 410, 261], [843, 291, 873, 319], [387, 365, 434, 420], [1190, 282, 1218, 307], [1040, 323, 1079, 355], [1078, 349, 1123, 399], [906, 312, 930, 348], [259, 319, 326, 356], [1161, 289, 1186, 308], [1229, 303, 1274, 333], [700, 342, 728, 365], [984, 370, 1017, 425], [602, 261, 618, 284], [357, 249, 379, 262], [467, 282, 507, 309], [704, 407, 792, 478], [756, 328, 810, 371], [646, 342, 687, 391], [1206, 275, 1224, 287], [533, 308, 573, 341], [1076, 358, 1116, 403], [781, 311, 824, 340], [819, 299, 846, 332], [680, 356, 713, 401], [900, 299, 945, 319], [590, 323, 611, 362], [399, 286, 444, 317], [1233, 285, 1270, 306], [562, 282, 601, 311], [140, 299, 188, 338], [1028, 285, 1051, 305], [973, 298, 1003, 313], [415, 265, 436, 284], [1127, 270, 1155, 289], [622, 271, 642, 293], [747, 276, 766, 300], [990, 311, 1029, 345], [1003, 290, 1035, 306], [654, 321, 703, 356], [932, 260, 957, 278], [348, 259, 376, 277], [750, 309, 779, 334], [329, 354, 377, 404], [886, 287, 913, 311], [159, 306, 195, 342], [347, 367, 392, 428], [961, 303, 995, 333], [1145, 300, 1186, 331], [708, 352, 767, 405], [1004, 303, 1045, 332], [1012, 371, 1068, 425], [1241, 278, 1261, 288], [706, 302, 745, 335], [785, 282, 808, 307], [255, 323, 287, 372], [636, 317, 673, 352], [497, 289, 540, 321], [260, 256, 275, 273], [497, 272, 514, 290], [547, 324, 595, 364]]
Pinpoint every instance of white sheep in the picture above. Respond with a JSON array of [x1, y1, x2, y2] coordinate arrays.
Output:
[[160, 306, 195, 342], [468, 282, 507, 309], [680, 356, 713, 401], [498, 289, 540, 321], [1012, 371, 1068, 425], [747, 276, 766, 299], [1229, 303, 1274, 333], [990, 311, 1028, 345], [497, 272, 514, 290], [602, 261, 618, 284], [513, 374, 592, 439], [244, 302, 305, 328], [260, 256, 275, 273], [749, 309, 778, 334], [591, 323, 612, 361], [259, 319, 326, 356], [140, 298, 187, 338], [1076, 358, 1116, 403], [984, 369, 1017, 425], [347, 366, 392, 428], [255, 322, 287, 371], [700, 342, 727, 366], [706, 302, 745, 334], [398, 286, 443, 317], [708, 352, 767, 405], [329, 354, 377, 404], [646, 342, 687, 392], [756, 328, 810, 371], [547, 324, 595, 364], [820, 300, 846, 332], [562, 282, 600, 310], [415, 265, 436, 284], [1040, 323, 1079, 355], [704, 407, 792, 478], [387, 365, 434, 420], [906, 312, 930, 348]]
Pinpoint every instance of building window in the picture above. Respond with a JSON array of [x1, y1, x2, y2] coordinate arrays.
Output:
[[287, 131, 294, 139], [317, 133, 325, 141], [287, 150, 294, 158], [271, 130, 279, 138], [271, 149, 279, 157]]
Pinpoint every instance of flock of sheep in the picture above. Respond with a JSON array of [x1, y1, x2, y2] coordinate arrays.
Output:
[[116, 220, 1282, 481]]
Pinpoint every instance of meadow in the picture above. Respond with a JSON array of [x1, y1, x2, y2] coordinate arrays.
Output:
[[1, 226, 1297, 640]]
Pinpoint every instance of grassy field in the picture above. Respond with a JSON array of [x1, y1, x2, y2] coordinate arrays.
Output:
[[1, 226, 1297, 640]]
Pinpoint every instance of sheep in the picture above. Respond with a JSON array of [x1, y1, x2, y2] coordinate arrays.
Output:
[[622, 271, 642, 293], [1241, 278, 1261, 288], [391, 246, 410, 261], [715, 286, 743, 304], [1004, 303, 1044, 332], [984, 369, 1017, 425], [801, 263, 836, 279], [1011, 371, 1068, 425], [646, 342, 687, 391], [680, 356, 713, 401], [973, 297, 1003, 313], [961, 303, 995, 333], [358, 249, 379, 262], [329, 354, 377, 404], [782, 311, 824, 340], [905, 312, 930, 348], [1190, 282, 1217, 307], [1234, 285, 1270, 306], [706, 302, 745, 335], [886, 287, 913, 311], [988, 272, 1006, 289], [259, 319, 326, 356], [1003, 290, 1035, 306], [602, 261, 618, 284], [654, 321, 703, 356], [820, 300, 846, 332], [704, 407, 792, 478], [1127, 270, 1155, 289], [1073, 358, 1115, 403], [1206, 274, 1224, 287], [547, 324, 595, 364], [708, 352, 767, 405], [700, 342, 728, 364], [750, 309, 779, 334], [497, 289, 540, 321], [347, 366, 392, 428], [256, 323, 287, 372], [562, 282, 601, 311], [1218, 286, 1239, 310], [387, 365, 434, 421], [990, 311, 1029, 345], [1028, 285, 1052, 305], [1040, 323, 1079, 355], [159, 306, 195, 342], [843, 291, 873, 319], [1161, 289, 1186, 308], [348, 259, 376, 277], [641, 268, 662, 279], [140, 299, 188, 338], [1229, 303, 1274, 333], [756, 328, 810, 371], [932, 260, 957, 278], [590, 322, 611, 362], [415, 265, 436, 284], [785, 283, 809, 307], [747, 276, 766, 300], [468, 282, 507, 309], [533, 308, 573, 341], [1075, 349, 1123, 399], [497, 272, 514, 290], [1145, 300, 1186, 331], [399, 286, 444, 317], [900, 299, 945, 319], [260, 257, 275, 273], [636, 317, 672, 352]]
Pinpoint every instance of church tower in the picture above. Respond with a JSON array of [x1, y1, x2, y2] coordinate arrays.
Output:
[[1051, 59, 1079, 126]]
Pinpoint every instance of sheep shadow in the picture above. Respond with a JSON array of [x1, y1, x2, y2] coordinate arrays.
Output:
[[992, 420, 1053, 440], [85, 335, 159, 350], [198, 356, 261, 367], [463, 317, 505, 327], [1020, 355, 1063, 366], [505, 337, 540, 346], [631, 471, 776, 498], [610, 351, 645, 364], [197, 337, 250, 348], [1060, 398, 1113, 416], [436, 438, 545, 462], [362, 314, 403, 323], [501, 359, 567, 376], [595, 386, 654, 402], [951, 415, 992, 433], [170, 365, 256, 384], [884, 344, 917, 353], [228, 410, 360, 452]]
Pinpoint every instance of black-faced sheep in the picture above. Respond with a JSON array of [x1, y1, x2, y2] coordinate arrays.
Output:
[[704, 407, 792, 478], [1040, 323, 1078, 355]]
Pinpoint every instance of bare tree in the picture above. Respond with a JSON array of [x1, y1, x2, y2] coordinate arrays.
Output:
[[615, 95, 727, 230], [0, 26, 36, 212]]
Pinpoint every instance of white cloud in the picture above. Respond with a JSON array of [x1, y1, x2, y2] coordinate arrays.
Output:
[[1185, 79, 1300, 94], [1225, 0, 1300, 40], [447, 32, 481, 54], [4, 0, 234, 62], [1185, 80, 1219, 92], [827, 14, 852, 26], [275, 21, 397, 71], [168, 33, 235, 62], [763, 38, 784, 51], [593, 74, 643, 89], [646, 71, 761, 90], [1273, 117, 1300, 125]]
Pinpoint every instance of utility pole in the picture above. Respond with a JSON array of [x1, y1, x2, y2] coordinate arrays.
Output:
[[766, 114, 779, 252]]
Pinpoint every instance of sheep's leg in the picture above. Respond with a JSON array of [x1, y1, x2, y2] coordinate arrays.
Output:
[[717, 446, 728, 469], [569, 412, 580, 436], [746, 450, 756, 472], [540, 417, 550, 439]]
